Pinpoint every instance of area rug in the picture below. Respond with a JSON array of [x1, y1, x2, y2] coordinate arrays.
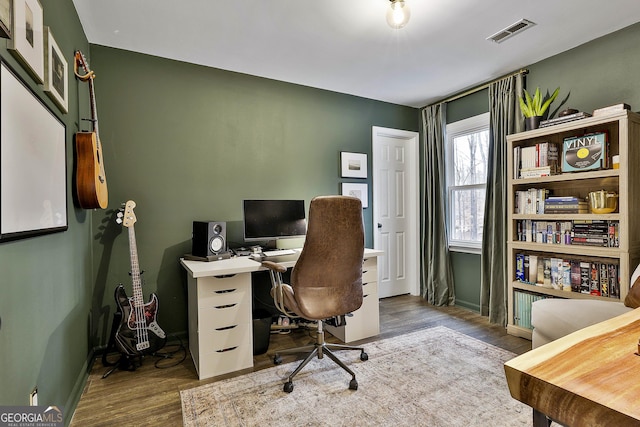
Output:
[[180, 326, 530, 426]]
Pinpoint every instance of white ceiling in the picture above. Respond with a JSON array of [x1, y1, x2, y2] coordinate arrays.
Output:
[[72, 0, 640, 108]]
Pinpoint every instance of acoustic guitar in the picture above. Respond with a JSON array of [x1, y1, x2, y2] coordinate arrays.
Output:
[[113, 200, 166, 356], [73, 50, 108, 209]]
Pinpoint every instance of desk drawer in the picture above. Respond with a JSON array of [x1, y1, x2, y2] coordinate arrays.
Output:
[[196, 337, 253, 379], [197, 275, 251, 309], [326, 281, 380, 342], [198, 301, 250, 330], [362, 258, 378, 284], [198, 320, 251, 354]]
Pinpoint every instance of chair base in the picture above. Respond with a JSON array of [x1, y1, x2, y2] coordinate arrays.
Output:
[[273, 322, 368, 393]]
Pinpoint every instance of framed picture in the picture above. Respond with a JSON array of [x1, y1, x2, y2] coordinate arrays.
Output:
[[44, 27, 68, 113], [340, 151, 368, 178], [1, 62, 68, 242], [341, 183, 368, 208], [0, 0, 11, 38], [8, 0, 44, 83]]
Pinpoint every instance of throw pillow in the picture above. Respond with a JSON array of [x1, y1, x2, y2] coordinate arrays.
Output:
[[624, 263, 640, 308]]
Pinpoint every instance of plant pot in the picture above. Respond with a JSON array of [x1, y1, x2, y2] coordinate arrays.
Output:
[[525, 116, 542, 131]]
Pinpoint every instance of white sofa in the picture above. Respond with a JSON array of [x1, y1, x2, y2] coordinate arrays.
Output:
[[530, 299, 633, 348], [530, 265, 640, 349]]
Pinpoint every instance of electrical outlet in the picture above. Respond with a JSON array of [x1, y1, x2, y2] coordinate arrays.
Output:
[[29, 387, 38, 406]]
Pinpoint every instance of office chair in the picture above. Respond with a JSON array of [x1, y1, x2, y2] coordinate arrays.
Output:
[[262, 195, 368, 393]]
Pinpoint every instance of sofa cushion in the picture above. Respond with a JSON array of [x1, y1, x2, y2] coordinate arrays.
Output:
[[531, 298, 633, 348], [624, 263, 640, 308]]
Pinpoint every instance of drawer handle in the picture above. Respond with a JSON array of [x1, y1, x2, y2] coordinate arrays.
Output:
[[215, 303, 237, 309], [216, 346, 238, 353], [363, 294, 369, 298], [215, 288, 236, 294], [215, 325, 237, 331], [214, 274, 237, 279]]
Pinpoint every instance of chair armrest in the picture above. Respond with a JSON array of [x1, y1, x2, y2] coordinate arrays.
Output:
[[262, 260, 287, 273]]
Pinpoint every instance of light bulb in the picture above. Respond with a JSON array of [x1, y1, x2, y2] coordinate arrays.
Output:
[[386, 0, 411, 29]]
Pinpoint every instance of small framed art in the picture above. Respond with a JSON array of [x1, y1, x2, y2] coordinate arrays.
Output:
[[8, 0, 44, 83], [0, 0, 11, 38], [341, 183, 368, 208], [44, 27, 68, 113], [340, 151, 368, 178]]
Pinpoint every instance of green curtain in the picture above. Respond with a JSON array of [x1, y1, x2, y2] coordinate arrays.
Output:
[[480, 74, 524, 325], [421, 103, 455, 306]]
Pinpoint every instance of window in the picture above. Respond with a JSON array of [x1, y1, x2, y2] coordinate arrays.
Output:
[[445, 112, 490, 253]]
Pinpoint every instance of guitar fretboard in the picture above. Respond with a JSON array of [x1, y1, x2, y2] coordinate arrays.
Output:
[[127, 224, 150, 350]]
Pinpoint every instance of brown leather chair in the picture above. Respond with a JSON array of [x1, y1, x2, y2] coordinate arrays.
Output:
[[262, 195, 368, 393]]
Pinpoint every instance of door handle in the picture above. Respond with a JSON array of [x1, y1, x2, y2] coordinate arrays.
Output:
[[377, 223, 382, 229]]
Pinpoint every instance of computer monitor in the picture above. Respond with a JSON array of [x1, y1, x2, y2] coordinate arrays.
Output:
[[242, 199, 307, 244]]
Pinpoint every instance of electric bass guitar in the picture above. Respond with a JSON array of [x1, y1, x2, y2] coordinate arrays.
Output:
[[73, 50, 108, 209], [113, 200, 166, 356]]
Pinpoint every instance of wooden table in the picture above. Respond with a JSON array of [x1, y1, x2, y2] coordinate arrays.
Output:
[[504, 307, 640, 427]]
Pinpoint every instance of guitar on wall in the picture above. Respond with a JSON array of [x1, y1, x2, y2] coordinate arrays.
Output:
[[113, 200, 166, 357], [73, 50, 108, 209]]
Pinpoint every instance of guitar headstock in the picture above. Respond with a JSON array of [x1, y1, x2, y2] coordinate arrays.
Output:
[[116, 200, 137, 228], [74, 50, 94, 82]]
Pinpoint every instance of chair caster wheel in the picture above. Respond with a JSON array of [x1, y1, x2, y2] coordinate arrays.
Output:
[[349, 379, 358, 390], [283, 382, 294, 393], [273, 355, 282, 365], [360, 352, 368, 361]]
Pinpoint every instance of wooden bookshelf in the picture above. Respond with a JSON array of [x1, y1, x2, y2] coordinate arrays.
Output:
[[506, 110, 640, 339]]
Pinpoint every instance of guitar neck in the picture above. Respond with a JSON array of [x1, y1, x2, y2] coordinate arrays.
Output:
[[127, 226, 143, 307], [88, 77, 99, 138]]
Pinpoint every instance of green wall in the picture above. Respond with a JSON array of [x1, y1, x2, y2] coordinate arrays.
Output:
[[5, 4, 640, 422], [87, 45, 419, 345], [0, 0, 92, 421], [446, 21, 640, 313]]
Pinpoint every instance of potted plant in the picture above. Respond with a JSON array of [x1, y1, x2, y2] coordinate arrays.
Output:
[[519, 87, 560, 130]]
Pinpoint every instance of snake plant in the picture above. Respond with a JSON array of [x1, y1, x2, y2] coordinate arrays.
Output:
[[519, 87, 560, 118]]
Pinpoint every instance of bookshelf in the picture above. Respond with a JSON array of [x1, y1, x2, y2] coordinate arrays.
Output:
[[506, 110, 640, 339]]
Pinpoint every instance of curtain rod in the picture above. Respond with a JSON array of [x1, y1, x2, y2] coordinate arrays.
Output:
[[427, 68, 529, 107]]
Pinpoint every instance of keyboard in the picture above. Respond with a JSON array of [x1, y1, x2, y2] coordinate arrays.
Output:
[[262, 249, 296, 257]]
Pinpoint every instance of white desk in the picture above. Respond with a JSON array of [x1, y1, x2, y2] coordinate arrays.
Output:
[[180, 248, 383, 380]]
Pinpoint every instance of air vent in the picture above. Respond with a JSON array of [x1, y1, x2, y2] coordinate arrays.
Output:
[[487, 19, 536, 44]]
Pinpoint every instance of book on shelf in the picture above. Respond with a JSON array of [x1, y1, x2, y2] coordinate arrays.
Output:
[[592, 103, 630, 117], [545, 196, 580, 203], [515, 219, 619, 247], [518, 256, 621, 298], [539, 111, 592, 128], [514, 142, 559, 178], [519, 166, 553, 178], [562, 132, 609, 172], [515, 188, 549, 214]]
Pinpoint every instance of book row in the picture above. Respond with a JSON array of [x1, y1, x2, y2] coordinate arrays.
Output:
[[514, 131, 611, 178], [513, 142, 559, 179], [515, 190, 592, 215], [515, 253, 620, 299], [515, 220, 619, 248]]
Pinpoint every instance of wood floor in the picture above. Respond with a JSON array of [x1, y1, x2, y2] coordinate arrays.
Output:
[[70, 295, 531, 426]]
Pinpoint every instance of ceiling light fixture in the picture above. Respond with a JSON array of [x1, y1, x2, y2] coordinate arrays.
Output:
[[386, 0, 411, 29]]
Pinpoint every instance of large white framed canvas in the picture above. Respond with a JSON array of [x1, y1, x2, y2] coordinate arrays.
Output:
[[8, 0, 44, 83], [0, 62, 67, 242]]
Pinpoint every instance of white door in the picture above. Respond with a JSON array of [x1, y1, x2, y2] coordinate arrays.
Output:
[[372, 126, 420, 298]]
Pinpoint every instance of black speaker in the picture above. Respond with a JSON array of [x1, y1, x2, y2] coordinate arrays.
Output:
[[192, 221, 227, 257]]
